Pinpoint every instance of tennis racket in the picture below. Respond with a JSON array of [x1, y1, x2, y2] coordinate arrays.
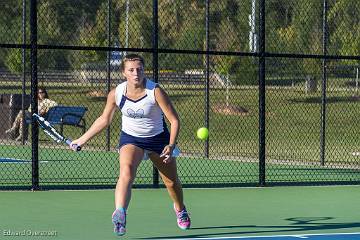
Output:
[[32, 113, 81, 152]]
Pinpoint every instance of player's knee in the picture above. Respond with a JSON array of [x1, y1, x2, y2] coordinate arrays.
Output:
[[163, 177, 179, 189], [119, 165, 137, 181]]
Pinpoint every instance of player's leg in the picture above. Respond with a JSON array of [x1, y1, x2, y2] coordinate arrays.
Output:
[[150, 154, 183, 208], [115, 144, 143, 209], [112, 144, 143, 236], [149, 154, 191, 229]]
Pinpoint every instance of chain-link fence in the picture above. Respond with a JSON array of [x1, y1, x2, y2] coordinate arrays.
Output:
[[0, 0, 359, 189]]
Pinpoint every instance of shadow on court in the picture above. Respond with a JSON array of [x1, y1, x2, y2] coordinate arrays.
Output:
[[138, 217, 360, 239], [289, 96, 360, 104]]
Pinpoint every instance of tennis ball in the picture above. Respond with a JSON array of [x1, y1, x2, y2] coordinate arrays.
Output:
[[196, 127, 209, 140]]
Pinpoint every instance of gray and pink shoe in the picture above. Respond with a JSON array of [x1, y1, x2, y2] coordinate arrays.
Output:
[[173, 204, 191, 230], [112, 208, 126, 236]]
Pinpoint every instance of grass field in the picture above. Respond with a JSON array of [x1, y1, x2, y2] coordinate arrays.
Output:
[[1, 143, 359, 188], [1, 77, 360, 187]]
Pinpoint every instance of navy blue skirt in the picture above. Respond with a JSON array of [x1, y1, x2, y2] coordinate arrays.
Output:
[[118, 130, 170, 155]]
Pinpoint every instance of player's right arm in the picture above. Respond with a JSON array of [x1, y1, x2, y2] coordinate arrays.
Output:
[[71, 89, 117, 147]]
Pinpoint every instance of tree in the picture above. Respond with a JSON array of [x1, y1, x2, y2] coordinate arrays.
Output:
[[328, 0, 360, 58], [1, 0, 23, 72]]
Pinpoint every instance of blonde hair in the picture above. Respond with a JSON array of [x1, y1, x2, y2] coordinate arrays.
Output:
[[120, 54, 145, 72]]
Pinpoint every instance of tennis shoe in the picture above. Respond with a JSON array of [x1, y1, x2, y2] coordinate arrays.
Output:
[[112, 208, 126, 236], [173, 204, 191, 230]]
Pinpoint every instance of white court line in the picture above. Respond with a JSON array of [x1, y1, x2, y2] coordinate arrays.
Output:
[[182, 232, 360, 240]]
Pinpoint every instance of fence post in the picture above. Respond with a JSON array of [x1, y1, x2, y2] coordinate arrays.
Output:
[[152, 0, 159, 188], [30, 0, 39, 191], [106, 0, 111, 151], [258, 0, 266, 187], [320, 0, 328, 166], [21, 0, 27, 145], [204, 0, 210, 158]]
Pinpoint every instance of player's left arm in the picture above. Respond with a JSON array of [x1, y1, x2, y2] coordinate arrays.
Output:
[[155, 86, 180, 149]]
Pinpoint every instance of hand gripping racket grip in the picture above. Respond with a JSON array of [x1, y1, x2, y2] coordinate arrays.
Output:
[[65, 139, 82, 152]]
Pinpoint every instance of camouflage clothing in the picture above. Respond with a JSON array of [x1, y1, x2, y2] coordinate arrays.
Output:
[[6, 98, 58, 141], [28, 98, 58, 115]]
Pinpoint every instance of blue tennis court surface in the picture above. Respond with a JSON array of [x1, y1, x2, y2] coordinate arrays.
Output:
[[186, 233, 360, 240]]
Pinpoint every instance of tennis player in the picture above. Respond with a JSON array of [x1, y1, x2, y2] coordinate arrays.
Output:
[[70, 54, 191, 236]]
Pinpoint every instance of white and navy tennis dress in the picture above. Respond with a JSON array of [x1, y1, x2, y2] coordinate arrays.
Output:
[[115, 79, 171, 155]]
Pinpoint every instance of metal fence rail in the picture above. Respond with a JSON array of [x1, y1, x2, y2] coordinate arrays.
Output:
[[0, 0, 359, 190]]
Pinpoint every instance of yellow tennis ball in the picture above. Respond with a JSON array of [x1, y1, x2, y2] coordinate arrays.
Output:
[[197, 127, 209, 140]]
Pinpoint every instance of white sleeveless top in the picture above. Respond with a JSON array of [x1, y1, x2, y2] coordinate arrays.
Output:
[[115, 79, 165, 137]]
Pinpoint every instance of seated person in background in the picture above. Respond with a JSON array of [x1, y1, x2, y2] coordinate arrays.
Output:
[[5, 87, 58, 141]]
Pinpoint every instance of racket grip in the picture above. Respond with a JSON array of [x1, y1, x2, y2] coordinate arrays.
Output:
[[66, 139, 81, 152], [72, 144, 82, 152]]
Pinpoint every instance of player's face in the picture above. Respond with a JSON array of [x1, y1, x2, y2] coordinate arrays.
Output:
[[122, 60, 145, 85]]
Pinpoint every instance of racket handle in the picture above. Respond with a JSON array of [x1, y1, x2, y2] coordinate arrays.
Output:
[[66, 139, 82, 152], [72, 144, 82, 152]]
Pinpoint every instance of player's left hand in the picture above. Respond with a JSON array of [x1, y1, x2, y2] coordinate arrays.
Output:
[[70, 139, 83, 152]]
